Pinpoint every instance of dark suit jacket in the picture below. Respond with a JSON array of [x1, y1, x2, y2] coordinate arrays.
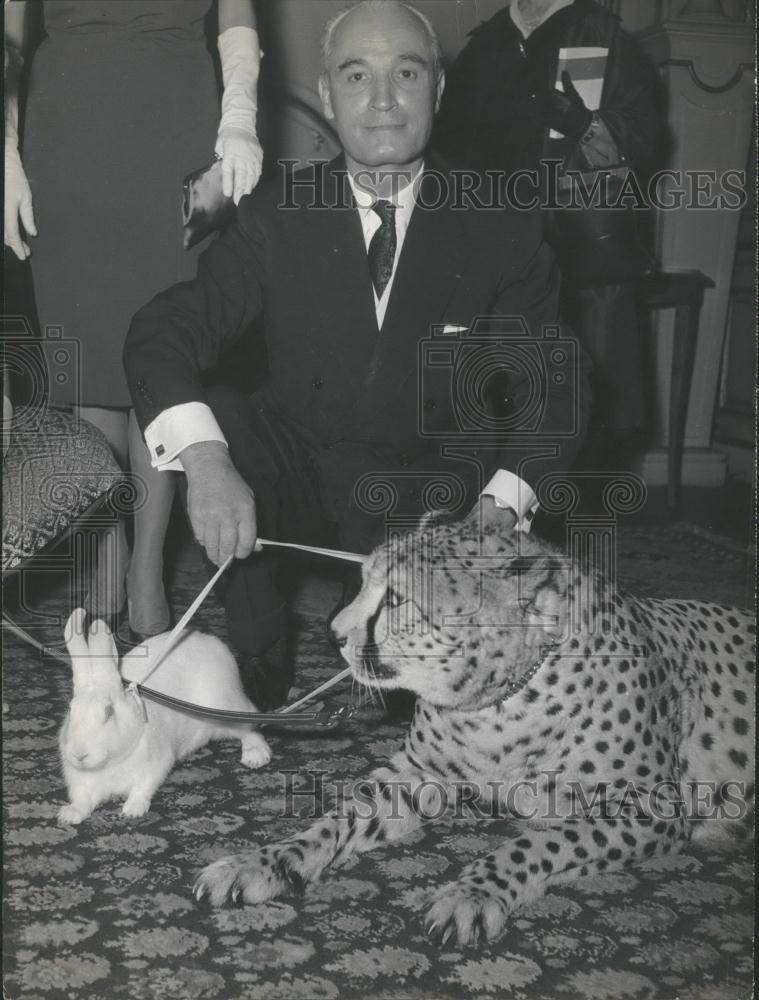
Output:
[[124, 154, 590, 498]]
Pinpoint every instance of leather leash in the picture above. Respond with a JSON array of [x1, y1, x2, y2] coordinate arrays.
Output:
[[6, 539, 367, 730]]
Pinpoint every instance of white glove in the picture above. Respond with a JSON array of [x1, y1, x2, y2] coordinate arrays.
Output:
[[215, 25, 263, 205], [4, 46, 36, 259], [4, 142, 35, 259]]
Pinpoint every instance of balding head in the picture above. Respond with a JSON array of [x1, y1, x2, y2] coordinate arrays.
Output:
[[318, 1, 445, 185], [321, 1, 442, 77]]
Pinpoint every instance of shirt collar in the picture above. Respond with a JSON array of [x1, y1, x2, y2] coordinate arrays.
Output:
[[348, 162, 424, 226]]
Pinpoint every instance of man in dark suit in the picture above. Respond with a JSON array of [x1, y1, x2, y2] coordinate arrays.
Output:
[[124, 0, 591, 709]]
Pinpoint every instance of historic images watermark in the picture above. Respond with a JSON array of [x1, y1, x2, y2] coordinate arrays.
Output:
[[278, 160, 748, 213], [280, 770, 753, 824]]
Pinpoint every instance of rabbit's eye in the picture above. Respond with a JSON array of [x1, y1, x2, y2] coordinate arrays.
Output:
[[103, 704, 114, 723]]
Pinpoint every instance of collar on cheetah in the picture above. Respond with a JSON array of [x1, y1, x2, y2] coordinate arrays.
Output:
[[444, 641, 560, 717]]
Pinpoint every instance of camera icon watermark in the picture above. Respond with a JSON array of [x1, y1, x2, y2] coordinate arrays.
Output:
[[418, 316, 580, 442], [1, 319, 83, 432]]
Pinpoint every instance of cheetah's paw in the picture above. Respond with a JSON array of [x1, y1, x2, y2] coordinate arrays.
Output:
[[425, 881, 508, 947], [193, 845, 305, 908]]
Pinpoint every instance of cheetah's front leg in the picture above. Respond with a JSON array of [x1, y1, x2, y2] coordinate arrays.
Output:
[[426, 812, 685, 946], [194, 765, 445, 907]]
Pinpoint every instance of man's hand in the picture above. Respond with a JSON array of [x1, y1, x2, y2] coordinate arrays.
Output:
[[181, 441, 258, 565], [466, 495, 519, 531]]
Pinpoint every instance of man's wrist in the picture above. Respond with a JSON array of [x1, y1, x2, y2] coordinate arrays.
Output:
[[481, 494, 518, 526], [180, 440, 232, 476]]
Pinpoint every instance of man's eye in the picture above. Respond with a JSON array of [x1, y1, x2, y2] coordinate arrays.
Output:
[[347, 71, 367, 83], [397, 68, 418, 81]]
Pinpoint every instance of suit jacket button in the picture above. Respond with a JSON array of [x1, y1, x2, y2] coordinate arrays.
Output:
[[398, 453, 411, 467], [424, 398, 436, 412], [311, 376, 324, 390]]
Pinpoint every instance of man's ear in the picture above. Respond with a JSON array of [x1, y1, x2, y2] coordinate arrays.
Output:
[[319, 74, 335, 121], [434, 69, 445, 114]]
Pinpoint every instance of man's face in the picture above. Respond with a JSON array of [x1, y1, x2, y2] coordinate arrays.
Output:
[[319, 3, 444, 176]]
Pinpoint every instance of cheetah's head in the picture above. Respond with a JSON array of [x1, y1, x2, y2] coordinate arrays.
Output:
[[332, 505, 570, 711]]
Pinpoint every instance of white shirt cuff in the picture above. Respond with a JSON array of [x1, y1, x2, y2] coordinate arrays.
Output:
[[144, 402, 228, 472], [481, 470, 538, 533]]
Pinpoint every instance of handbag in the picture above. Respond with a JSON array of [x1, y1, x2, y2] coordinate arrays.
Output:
[[552, 144, 656, 285], [182, 159, 237, 250]]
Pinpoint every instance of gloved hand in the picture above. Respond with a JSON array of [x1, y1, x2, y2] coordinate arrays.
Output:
[[540, 70, 594, 141], [4, 141, 36, 259], [215, 26, 264, 205], [4, 46, 37, 259]]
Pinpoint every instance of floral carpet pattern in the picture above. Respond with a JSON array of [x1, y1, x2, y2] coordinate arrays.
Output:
[[2, 522, 755, 1000]]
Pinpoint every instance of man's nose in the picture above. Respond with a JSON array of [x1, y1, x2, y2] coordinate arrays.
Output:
[[370, 75, 397, 111]]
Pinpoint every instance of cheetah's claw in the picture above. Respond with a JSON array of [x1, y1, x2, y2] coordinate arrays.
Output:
[[425, 882, 508, 947], [194, 848, 288, 907]]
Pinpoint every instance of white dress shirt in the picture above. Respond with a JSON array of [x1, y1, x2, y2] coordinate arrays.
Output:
[[144, 163, 538, 530], [347, 166, 420, 329]]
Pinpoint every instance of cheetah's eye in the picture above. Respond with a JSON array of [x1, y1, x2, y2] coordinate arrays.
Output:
[[386, 589, 406, 609]]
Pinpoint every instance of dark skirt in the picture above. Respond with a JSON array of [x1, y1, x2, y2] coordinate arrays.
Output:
[[23, 1, 219, 406]]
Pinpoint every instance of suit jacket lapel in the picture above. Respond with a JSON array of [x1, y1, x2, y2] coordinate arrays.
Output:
[[365, 160, 467, 395], [296, 157, 379, 388], [383, 163, 466, 334]]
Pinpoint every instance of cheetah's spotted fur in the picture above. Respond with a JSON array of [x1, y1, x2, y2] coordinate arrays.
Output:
[[195, 510, 755, 945]]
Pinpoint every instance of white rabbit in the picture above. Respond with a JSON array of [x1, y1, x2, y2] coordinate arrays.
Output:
[[58, 608, 271, 825]]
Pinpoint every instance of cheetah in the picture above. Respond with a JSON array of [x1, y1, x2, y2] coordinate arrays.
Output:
[[194, 505, 755, 945]]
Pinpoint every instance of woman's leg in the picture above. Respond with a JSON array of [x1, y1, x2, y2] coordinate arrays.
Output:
[[75, 405, 129, 616], [126, 410, 174, 636]]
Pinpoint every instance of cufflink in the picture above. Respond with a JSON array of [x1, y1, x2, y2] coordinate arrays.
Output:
[[155, 444, 165, 457]]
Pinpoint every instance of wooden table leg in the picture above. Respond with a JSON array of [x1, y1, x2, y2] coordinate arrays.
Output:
[[667, 291, 703, 508]]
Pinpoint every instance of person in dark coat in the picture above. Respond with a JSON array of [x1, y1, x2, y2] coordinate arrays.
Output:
[[124, 0, 592, 709], [434, 0, 665, 459]]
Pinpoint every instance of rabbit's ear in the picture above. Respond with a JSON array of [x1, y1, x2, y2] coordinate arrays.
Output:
[[65, 609, 93, 687], [87, 618, 120, 673]]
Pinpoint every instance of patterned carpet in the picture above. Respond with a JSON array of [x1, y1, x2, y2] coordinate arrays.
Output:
[[2, 521, 755, 1000]]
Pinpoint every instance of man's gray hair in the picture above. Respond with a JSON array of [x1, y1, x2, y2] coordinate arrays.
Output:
[[320, 1, 443, 77]]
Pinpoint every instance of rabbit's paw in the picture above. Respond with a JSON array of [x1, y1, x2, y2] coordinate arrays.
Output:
[[195, 844, 304, 907], [121, 794, 151, 818], [240, 732, 272, 769], [425, 881, 508, 947], [58, 803, 88, 826]]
